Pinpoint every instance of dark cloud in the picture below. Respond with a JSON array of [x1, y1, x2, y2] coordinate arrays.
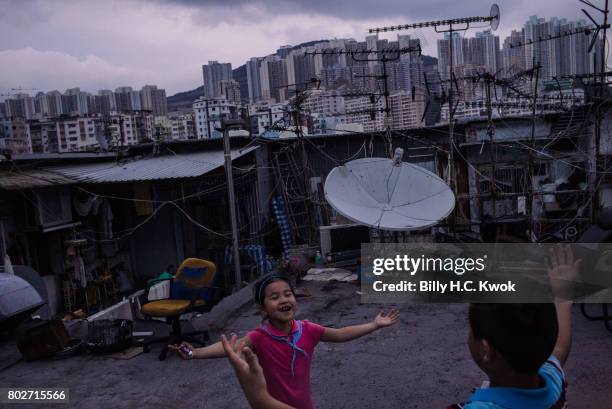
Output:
[[0, 0, 599, 96], [157, 0, 581, 23]]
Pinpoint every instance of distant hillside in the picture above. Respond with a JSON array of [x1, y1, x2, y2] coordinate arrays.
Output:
[[289, 40, 328, 52], [167, 85, 204, 112], [423, 55, 437, 67]]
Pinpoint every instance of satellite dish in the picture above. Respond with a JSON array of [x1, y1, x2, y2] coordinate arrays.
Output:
[[490, 4, 500, 31], [324, 153, 455, 231]]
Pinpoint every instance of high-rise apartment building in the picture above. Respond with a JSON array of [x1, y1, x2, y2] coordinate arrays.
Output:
[[5, 93, 35, 120], [259, 56, 288, 103], [64, 88, 91, 115], [141, 85, 168, 116], [438, 32, 467, 80], [500, 30, 526, 77], [472, 30, 500, 74], [524, 16, 599, 79], [202, 61, 233, 99], [94, 90, 116, 115], [246, 57, 263, 103], [114, 87, 133, 112], [286, 51, 316, 92], [219, 80, 241, 104]]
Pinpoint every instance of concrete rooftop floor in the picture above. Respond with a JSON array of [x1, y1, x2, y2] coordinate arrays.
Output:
[[1, 281, 611, 409]]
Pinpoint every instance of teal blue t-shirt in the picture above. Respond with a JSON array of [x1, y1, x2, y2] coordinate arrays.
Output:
[[462, 356, 566, 409]]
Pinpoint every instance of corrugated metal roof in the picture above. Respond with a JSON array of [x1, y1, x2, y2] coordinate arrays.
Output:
[[0, 169, 76, 190], [42, 147, 258, 184], [12, 152, 117, 161]]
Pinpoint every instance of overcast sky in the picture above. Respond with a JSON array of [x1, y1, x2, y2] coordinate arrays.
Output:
[[0, 0, 600, 98]]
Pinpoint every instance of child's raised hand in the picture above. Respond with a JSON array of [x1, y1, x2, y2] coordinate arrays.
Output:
[[374, 308, 400, 328], [547, 244, 581, 299], [221, 334, 268, 401]]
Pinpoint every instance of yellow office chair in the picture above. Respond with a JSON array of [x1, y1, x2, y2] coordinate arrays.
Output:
[[142, 258, 217, 360]]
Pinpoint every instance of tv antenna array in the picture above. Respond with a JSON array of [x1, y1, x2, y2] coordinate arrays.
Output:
[[367, 4, 501, 197]]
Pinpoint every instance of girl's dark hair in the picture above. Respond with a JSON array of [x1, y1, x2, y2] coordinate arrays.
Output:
[[253, 274, 295, 305]]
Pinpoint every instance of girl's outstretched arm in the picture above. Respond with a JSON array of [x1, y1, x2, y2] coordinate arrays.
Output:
[[321, 309, 400, 342], [169, 335, 253, 359]]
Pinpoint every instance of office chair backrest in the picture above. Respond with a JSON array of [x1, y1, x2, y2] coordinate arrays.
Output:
[[171, 258, 217, 301]]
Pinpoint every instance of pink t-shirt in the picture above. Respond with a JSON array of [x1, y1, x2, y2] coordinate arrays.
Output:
[[247, 320, 325, 409]]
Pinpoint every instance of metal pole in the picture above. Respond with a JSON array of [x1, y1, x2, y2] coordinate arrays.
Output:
[[205, 99, 212, 139], [529, 65, 539, 239], [448, 24, 455, 190], [0, 219, 6, 257], [381, 56, 393, 157], [447, 25, 458, 237], [222, 117, 242, 290], [485, 74, 496, 220], [594, 0, 609, 218]]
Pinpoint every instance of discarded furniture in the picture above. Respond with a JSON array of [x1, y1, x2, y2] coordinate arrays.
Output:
[[141, 258, 217, 360], [17, 319, 70, 361], [86, 319, 133, 353]]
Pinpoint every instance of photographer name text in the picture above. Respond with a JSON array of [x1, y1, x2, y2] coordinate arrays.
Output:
[[372, 280, 517, 293]]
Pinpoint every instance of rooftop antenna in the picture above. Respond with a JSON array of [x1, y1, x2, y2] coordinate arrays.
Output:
[[306, 45, 422, 157], [506, 26, 594, 49], [368, 4, 500, 236], [368, 4, 501, 214], [580, 0, 609, 222], [276, 77, 323, 243]]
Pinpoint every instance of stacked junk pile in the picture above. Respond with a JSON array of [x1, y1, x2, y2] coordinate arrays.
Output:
[[1, 264, 142, 362]]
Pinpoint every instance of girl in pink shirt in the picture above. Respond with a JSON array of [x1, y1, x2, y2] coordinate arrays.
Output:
[[171, 274, 400, 409]]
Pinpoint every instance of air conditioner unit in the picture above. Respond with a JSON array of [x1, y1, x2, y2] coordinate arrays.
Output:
[[319, 224, 371, 257], [33, 188, 73, 229]]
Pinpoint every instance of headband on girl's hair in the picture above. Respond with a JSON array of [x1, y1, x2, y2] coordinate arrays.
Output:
[[256, 275, 290, 305]]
